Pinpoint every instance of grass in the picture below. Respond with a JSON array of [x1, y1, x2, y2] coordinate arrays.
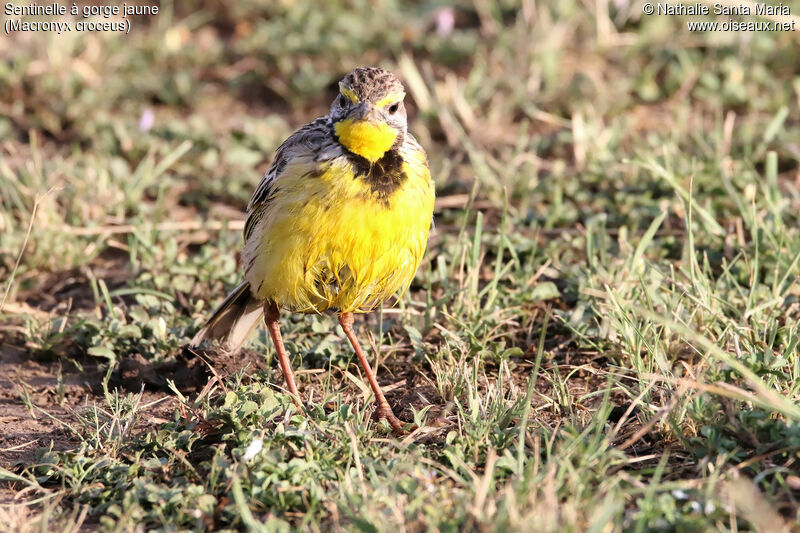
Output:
[[1, 0, 800, 530]]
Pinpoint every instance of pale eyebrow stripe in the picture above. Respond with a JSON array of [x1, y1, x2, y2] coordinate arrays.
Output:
[[375, 92, 405, 108], [339, 84, 359, 103]]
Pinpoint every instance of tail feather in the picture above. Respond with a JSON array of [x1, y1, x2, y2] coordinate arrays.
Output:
[[190, 282, 263, 352]]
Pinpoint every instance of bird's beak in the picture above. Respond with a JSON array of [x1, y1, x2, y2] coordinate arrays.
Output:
[[347, 102, 381, 123]]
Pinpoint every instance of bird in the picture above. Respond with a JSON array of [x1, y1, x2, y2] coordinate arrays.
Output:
[[191, 67, 435, 432]]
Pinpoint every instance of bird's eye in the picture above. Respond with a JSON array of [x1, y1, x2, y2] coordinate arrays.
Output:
[[388, 103, 400, 114]]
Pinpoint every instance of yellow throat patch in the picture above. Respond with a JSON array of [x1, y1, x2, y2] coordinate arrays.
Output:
[[334, 119, 397, 162]]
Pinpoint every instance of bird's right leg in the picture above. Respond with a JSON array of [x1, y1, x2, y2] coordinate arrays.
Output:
[[264, 301, 303, 410]]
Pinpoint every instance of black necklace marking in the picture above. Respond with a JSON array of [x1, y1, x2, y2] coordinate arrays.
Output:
[[345, 146, 408, 199]]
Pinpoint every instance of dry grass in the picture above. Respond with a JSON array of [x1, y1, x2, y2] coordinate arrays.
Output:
[[1, 0, 800, 531]]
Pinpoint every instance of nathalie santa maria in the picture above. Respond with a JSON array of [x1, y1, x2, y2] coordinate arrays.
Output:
[[656, 3, 790, 15]]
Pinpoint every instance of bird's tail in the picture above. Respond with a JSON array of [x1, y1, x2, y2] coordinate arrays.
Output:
[[190, 281, 263, 352]]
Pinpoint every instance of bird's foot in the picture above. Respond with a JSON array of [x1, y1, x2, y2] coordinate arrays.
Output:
[[376, 405, 416, 435]]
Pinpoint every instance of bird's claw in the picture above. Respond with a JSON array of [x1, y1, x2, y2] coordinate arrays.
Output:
[[376, 406, 416, 435]]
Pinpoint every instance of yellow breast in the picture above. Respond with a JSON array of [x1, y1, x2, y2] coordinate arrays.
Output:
[[243, 149, 434, 313]]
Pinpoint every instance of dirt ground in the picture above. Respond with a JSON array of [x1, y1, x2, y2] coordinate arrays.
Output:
[[0, 323, 646, 482], [0, 341, 174, 503]]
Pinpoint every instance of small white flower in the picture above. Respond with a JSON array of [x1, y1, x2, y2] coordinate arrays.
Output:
[[243, 438, 263, 461], [671, 489, 688, 500]]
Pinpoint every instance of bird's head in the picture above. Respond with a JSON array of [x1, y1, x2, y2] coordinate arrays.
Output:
[[331, 67, 407, 163]]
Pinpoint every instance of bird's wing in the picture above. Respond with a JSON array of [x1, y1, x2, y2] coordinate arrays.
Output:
[[243, 117, 336, 241]]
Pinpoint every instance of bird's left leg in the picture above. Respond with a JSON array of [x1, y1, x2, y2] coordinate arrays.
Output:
[[338, 312, 406, 433]]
